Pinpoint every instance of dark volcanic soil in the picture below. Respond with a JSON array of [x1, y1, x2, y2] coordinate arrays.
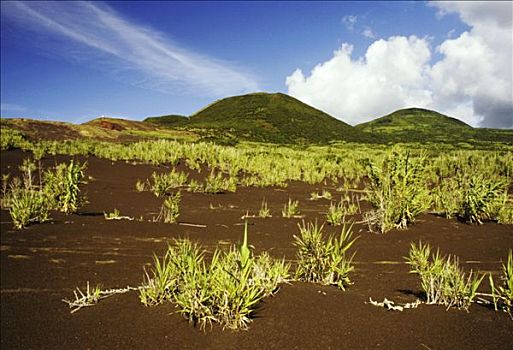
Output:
[[1, 149, 512, 349]]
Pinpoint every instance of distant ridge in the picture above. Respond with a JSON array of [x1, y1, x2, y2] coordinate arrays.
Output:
[[356, 108, 513, 144], [2, 99, 511, 147], [146, 92, 372, 144]]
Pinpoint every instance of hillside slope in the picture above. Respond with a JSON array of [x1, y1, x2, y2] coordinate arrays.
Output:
[[356, 108, 513, 144], [147, 92, 371, 144]]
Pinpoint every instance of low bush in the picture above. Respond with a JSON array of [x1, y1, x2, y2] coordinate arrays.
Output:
[[459, 175, 505, 224], [149, 169, 188, 197], [406, 242, 484, 310], [155, 191, 181, 223], [294, 221, 357, 290], [282, 198, 300, 218], [489, 250, 513, 317], [365, 149, 431, 233], [139, 224, 289, 330], [258, 198, 271, 218], [43, 160, 86, 214], [9, 188, 49, 229], [204, 170, 236, 193]]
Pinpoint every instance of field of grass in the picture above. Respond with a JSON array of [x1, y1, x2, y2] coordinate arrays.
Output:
[[1, 117, 512, 348]]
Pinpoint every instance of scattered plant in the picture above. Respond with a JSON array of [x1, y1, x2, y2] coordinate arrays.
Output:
[[282, 198, 300, 218], [294, 221, 357, 290], [149, 169, 188, 197], [43, 160, 86, 214], [9, 187, 49, 229], [365, 149, 431, 233], [258, 198, 271, 218], [406, 242, 484, 310], [204, 170, 236, 193], [135, 179, 146, 192], [489, 250, 513, 318], [459, 175, 505, 224], [310, 189, 332, 201], [140, 224, 289, 330], [155, 191, 181, 223]]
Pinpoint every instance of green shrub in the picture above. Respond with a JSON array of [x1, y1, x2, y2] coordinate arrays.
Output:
[[459, 175, 505, 224], [155, 191, 181, 223], [149, 169, 188, 197], [294, 221, 357, 290], [204, 170, 236, 193], [489, 250, 513, 317], [0, 127, 30, 150], [406, 242, 484, 310], [258, 198, 271, 218], [43, 160, 86, 214], [366, 149, 431, 233], [140, 224, 289, 330], [431, 177, 462, 219], [9, 188, 49, 229], [187, 179, 204, 193], [282, 198, 300, 218]]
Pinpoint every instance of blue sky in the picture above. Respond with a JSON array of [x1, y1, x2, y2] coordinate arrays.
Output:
[[1, 1, 511, 127]]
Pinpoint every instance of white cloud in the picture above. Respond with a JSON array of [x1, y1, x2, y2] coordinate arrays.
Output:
[[286, 36, 433, 125], [287, 1, 513, 128], [342, 15, 358, 31], [1, 1, 258, 97], [362, 27, 376, 39], [429, 1, 513, 128]]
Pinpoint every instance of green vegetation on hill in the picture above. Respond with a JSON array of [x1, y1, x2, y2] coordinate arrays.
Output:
[[356, 108, 513, 145], [2, 98, 511, 148], [144, 114, 188, 126], [145, 92, 373, 144]]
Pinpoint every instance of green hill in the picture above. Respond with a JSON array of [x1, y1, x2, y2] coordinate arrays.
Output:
[[145, 92, 371, 144], [356, 108, 513, 144], [143, 114, 188, 126]]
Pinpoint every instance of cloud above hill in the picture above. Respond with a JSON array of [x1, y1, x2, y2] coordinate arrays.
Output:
[[287, 1, 512, 128], [1, 1, 258, 98]]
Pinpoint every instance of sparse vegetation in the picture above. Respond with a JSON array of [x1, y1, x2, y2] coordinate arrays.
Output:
[[43, 160, 86, 214], [258, 198, 271, 218], [155, 191, 181, 223], [489, 250, 513, 318], [294, 221, 357, 290], [282, 198, 300, 218], [365, 149, 431, 233], [149, 169, 188, 197], [406, 242, 484, 311], [140, 224, 289, 330]]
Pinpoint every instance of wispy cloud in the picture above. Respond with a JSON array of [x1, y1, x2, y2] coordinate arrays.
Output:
[[341, 15, 358, 31], [1, 1, 259, 97], [362, 26, 376, 39]]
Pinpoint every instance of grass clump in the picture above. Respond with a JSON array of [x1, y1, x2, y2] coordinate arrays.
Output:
[[365, 149, 431, 233], [489, 250, 513, 318], [139, 224, 289, 330], [282, 198, 300, 218], [204, 170, 236, 194], [294, 221, 357, 290], [460, 175, 505, 224], [326, 194, 359, 226], [9, 187, 49, 229], [155, 191, 181, 223], [406, 242, 484, 311], [258, 198, 271, 218], [149, 169, 188, 197], [3, 158, 85, 228], [310, 189, 332, 201], [43, 160, 86, 214]]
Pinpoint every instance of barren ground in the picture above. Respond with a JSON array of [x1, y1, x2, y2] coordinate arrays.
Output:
[[1, 149, 512, 349]]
